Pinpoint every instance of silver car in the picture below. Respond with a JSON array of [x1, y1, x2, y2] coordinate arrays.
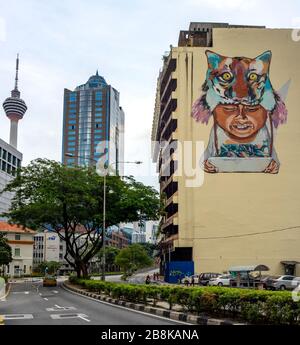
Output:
[[291, 277, 300, 289], [267, 275, 295, 290]]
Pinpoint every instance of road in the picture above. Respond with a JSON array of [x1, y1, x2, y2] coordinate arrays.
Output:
[[92, 268, 160, 284], [0, 278, 184, 325]]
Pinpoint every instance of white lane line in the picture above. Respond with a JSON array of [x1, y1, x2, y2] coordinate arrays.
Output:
[[44, 298, 48, 301], [78, 314, 91, 322], [46, 306, 76, 312], [54, 304, 64, 309], [12, 291, 30, 294], [53, 291, 59, 294]]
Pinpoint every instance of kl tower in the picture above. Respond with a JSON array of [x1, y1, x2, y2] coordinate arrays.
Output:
[[2, 55, 27, 149]]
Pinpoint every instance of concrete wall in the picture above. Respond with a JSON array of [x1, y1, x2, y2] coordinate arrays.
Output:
[[173, 29, 300, 275]]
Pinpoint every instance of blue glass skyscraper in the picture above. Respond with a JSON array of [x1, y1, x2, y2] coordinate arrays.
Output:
[[62, 72, 124, 174]]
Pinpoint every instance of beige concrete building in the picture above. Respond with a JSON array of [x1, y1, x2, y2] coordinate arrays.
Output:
[[0, 221, 35, 277], [152, 22, 300, 277]]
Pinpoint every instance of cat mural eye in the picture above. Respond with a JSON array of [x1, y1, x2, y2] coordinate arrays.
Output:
[[248, 73, 259, 81], [219, 72, 233, 82]]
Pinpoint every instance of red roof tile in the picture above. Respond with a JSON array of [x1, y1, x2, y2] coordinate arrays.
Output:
[[0, 221, 36, 234]]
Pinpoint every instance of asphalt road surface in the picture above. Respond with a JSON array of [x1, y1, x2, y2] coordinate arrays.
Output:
[[0, 279, 184, 325]]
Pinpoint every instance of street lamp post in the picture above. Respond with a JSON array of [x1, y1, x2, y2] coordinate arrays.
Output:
[[101, 160, 142, 281], [65, 152, 142, 281]]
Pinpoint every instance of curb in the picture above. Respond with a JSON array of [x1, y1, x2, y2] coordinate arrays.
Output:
[[63, 282, 245, 325], [0, 282, 11, 301], [0, 315, 4, 326]]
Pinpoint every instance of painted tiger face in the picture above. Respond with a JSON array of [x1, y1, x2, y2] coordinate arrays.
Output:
[[205, 50, 275, 111], [192, 50, 288, 129]]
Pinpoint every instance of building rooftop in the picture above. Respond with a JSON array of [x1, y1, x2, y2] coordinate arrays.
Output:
[[0, 221, 36, 234], [75, 71, 107, 91], [178, 22, 266, 47]]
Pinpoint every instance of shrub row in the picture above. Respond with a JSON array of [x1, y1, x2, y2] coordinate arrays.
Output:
[[68, 276, 300, 324]]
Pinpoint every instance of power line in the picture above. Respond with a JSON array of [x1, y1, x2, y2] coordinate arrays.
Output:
[[189, 225, 300, 240]]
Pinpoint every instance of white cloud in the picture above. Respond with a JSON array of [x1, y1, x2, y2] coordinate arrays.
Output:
[[0, 17, 6, 42]]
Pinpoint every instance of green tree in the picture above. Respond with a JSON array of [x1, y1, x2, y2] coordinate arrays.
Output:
[[0, 233, 12, 275], [1, 159, 160, 278], [115, 244, 153, 278], [139, 242, 156, 258], [98, 246, 120, 272], [37, 261, 61, 275]]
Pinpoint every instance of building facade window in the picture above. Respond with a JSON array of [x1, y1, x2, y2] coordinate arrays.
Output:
[[14, 248, 20, 257]]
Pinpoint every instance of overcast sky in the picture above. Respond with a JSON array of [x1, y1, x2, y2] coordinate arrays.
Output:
[[0, 0, 299, 189]]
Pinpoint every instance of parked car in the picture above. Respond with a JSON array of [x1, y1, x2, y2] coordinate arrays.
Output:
[[208, 274, 232, 286], [181, 274, 200, 285], [292, 277, 300, 288], [264, 275, 295, 290], [198, 273, 222, 286], [43, 275, 57, 287], [229, 273, 264, 288]]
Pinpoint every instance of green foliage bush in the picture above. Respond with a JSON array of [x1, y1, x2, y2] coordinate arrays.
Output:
[[68, 277, 300, 324], [1, 275, 9, 283]]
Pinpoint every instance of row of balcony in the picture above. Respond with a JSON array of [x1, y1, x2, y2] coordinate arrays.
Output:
[[158, 54, 178, 243]]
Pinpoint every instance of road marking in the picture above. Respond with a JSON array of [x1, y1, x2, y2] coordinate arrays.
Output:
[[50, 313, 89, 321], [54, 304, 64, 309], [78, 315, 91, 322], [53, 291, 59, 294], [3, 314, 34, 320], [44, 298, 48, 301], [13, 291, 30, 295], [46, 306, 76, 312]]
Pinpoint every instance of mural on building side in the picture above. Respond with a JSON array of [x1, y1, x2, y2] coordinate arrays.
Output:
[[192, 50, 288, 173]]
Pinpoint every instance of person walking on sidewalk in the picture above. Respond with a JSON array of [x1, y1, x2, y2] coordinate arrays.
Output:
[[145, 275, 151, 284]]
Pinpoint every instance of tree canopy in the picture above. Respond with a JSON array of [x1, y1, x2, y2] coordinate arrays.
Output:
[[139, 242, 156, 258], [0, 232, 12, 268], [1, 159, 160, 277], [114, 244, 153, 278], [36, 261, 61, 275], [98, 246, 120, 272]]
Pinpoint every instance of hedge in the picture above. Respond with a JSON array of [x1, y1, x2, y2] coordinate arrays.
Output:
[[68, 276, 300, 324]]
